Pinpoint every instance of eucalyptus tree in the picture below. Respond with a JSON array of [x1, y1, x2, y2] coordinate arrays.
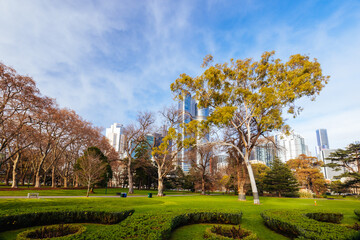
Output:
[[171, 51, 329, 204]]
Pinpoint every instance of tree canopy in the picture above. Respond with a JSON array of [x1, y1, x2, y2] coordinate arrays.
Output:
[[327, 143, 360, 189], [286, 154, 326, 194], [171, 51, 329, 204]]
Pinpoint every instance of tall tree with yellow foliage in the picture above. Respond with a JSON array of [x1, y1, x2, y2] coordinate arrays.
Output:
[[171, 51, 329, 204]]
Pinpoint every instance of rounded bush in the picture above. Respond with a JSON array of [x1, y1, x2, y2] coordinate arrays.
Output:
[[261, 209, 359, 240]]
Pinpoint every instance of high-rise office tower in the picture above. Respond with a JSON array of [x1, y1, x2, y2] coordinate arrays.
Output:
[[275, 132, 309, 162], [178, 93, 209, 173], [316, 129, 329, 150], [105, 123, 125, 158], [249, 137, 276, 167]]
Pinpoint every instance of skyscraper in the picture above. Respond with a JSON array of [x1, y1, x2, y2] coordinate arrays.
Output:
[[178, 93, 209, 173], [316, 129, 329, 150], [105, 123, 125, 158], [275, 132, 309, 162]]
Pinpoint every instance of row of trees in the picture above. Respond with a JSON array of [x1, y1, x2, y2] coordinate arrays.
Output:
[[0, 63, 118, 189], [2, 49, 330, 203]]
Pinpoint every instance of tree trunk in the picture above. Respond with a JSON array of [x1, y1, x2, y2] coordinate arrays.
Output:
[[237, 164, 246, 201], [63, 177, 68, 188], [201, 175, 206, 195], [157, 168, 164, 197], [128, 158, 134, 194], [86, 181, 90, 197], [5, 163, 11, 186], [244, 153, 260, 204], [51, 166, 56, 188], [21, 175, 25, 186], [75, 175, 79, 187], [11, 155, 20, 188], [35, 169, 41, 188]]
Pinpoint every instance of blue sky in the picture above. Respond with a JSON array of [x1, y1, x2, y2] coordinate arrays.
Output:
[[1, 0, 360, 154]]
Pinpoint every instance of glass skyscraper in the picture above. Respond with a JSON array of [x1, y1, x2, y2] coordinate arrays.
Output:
[[178, 93, 209, 173], [316, 129, 329, 150]]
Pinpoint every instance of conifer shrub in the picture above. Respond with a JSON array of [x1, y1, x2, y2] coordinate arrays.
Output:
[[0, 210, 134, 232], [261, 209, 359, 240]]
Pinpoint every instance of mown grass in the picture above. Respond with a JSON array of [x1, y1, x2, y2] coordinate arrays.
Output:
[[0, 186, 196, 196], [0, 186, 198, 197], [0, 195, 358, 239]]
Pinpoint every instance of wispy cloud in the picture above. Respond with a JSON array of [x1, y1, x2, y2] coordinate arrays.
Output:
[[1, 0, 359, 152]]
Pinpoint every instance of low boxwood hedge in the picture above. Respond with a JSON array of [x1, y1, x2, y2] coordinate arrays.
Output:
[[16, 224, 86, 240], [86, 210, 243, 240], [261, 209, 359, 240], [203, 225, 258, 240], [0, 210, 134, 232]]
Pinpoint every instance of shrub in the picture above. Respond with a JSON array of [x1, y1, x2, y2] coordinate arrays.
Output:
[[261, 209, 358, 240], [0, 210, 134, 232], [203, 225, 258, 240], [89, 210, 243, 240], [17, 224, 85, 240], [355, 209, 360, 220], [299, 190, 313, 199]]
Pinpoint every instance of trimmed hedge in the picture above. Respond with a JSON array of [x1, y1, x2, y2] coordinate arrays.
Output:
[[16, 224, 86, 240], [0, 210, 134, 232], [89, 210, 243, 239], [261, 209, 359, 240], [203, 225, 258, 240], [355, 209, 360, 220]]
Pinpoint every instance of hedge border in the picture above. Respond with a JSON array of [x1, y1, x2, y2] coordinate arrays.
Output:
[[89, 210, 243, 239], [261, 209, 359, 240], [0, 210, 134, 232], [16, 224, 86, 240]]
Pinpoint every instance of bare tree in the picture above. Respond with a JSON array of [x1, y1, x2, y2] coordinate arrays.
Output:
[[76, 147, 107, 197], [188, 144, 214, 195], [123, 112, 154, 194]]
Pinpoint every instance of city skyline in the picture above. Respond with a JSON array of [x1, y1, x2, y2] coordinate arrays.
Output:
[[1, 1, 360, 152]]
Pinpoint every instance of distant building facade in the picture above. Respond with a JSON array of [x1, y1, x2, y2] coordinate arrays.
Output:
[[275, 132, 309, 162], [105, 123, 125, 158], [249, 137, 276, 167], [178, 93, 210, 173], [316, 129, 330, 150]]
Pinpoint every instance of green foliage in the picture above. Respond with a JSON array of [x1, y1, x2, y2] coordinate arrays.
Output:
[[0, 210, 134, 232], [326, 143, 360, 188], [16, 224, 86, 240], [171, 51, 329, 134], [261, 209, 358, 240], [355, 209, 360, 220], [263, 158, 299, 197], [330, 180, 350, 194], [204, 225, 258, 240], [250, 163, 270, 195], [82, 210, 243, 240]]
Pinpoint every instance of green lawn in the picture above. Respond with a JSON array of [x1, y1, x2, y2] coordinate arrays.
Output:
[[0, 195, 358, 239], [0, 186, 195, 196]]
